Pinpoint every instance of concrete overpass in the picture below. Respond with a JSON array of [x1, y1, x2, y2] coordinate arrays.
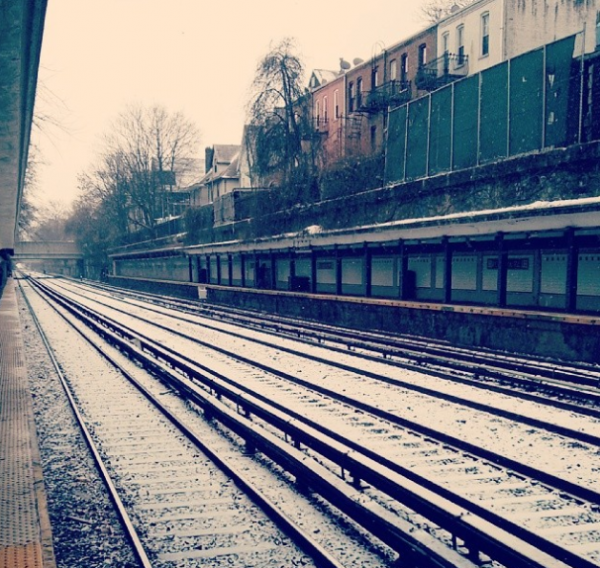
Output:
[[0, 0, 48, 291], [14, 241, 84, 277]]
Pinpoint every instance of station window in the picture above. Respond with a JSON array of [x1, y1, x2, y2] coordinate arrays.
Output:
[[400, 54, 408, 82], [390, 59, 397, 81], [481, 12, 490, 57], [334, 89, 339, 120], [457, 25, 465, 65], [442, 31, 449, 54], [348, 82, 355, 112], [371, 65, 379, 88], [418, 44, 427, 67], [357, 77, 363, 108]]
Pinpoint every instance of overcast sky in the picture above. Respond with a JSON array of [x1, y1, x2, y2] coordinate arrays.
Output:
[[32, 0, 429, 207]]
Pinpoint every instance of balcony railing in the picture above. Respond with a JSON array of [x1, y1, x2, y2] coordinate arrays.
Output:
[[314, 116, 329, 133], [416, 53, 469, 91], [361, 80, 412, 113]]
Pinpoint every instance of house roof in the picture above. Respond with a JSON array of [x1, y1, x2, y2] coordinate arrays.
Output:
[[213, 144, 240, 164], [309, 69, 340, 90], [194, 149, 240, 188]]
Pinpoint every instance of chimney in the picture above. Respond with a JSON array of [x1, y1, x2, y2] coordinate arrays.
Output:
[[205, 147, 214, 173]]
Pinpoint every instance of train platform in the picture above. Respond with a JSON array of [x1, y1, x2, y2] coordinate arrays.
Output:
[[0, 280, 55, 568]]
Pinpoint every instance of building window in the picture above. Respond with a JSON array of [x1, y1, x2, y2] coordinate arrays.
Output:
[[481, 12, 490, 56], [400, 54, 408, 82], [348, 82, 355, 112], [418, 44, 427, 66], [323, 96, 328, 122], [371, 66, 379, 88], [370, 125, 377, 151], [442, 32, 449, 54], [457, 25, 465, 65], [357, 77, 363, 108], [334, 89, 339, 120], [390, 59, 397, 81], [315, 100, 320, 124]]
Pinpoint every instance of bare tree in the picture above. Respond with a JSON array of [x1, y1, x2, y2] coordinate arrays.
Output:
[[101, 104, 200, 233], [419, 0, 476, 23], [246, 38, 315, 200], [18, 146, 42, 239], [30, 200, 73, 241]]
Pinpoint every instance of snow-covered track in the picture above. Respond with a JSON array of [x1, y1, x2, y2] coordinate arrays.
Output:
[[20, 279, 392, 568], [65, 277, 600, 406], [29, 276, 600, 568], [44, 278, 600, 446]]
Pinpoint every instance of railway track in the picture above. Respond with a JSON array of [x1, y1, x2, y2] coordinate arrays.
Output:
[[67, 277, 600, 404], [25, 275, 600, 568], [19, 278, 397, 568], [44, 277, 600, 440]]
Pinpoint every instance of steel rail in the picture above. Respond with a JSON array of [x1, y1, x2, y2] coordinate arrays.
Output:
[[76, 277, 600, 386], [18, 281, 154, 568], [31, 278, 599, 568], [54, 277, 600, 412], [45, 277, 600, 447], [27, 275, 475, 568]]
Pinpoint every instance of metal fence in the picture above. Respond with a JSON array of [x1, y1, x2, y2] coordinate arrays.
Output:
[[385, 34, 595, 185]]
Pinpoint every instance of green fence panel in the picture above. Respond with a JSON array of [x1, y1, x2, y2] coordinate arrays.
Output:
[[385, 104, 407, 184], [544, 34, 578, 149], [509, 48, 544, 156], [406, 96, 430, 180], [479, 62, 508, 163], [428, 85, 453, 175], [452, 76, 479, 170]]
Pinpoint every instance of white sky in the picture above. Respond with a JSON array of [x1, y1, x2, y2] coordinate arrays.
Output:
[[32, 0, 428, 207]]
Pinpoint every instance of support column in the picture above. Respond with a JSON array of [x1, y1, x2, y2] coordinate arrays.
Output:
[[216, 255, 222, 285], [443, 237, 452, 304], [205, 255, 211, 284], [565, 227, 579, 312], [363, 243, 372, 298], [240, 254, 246, 288], [496, 233, 507, 308], [310, 248, 317, 294], [335, 246, 343, 296], [289, 249, 296, 291], [270, 250, 277, 290], [227, 254, 233, 286], [398, 240, 408, 299], [254, 252, 260, 288]]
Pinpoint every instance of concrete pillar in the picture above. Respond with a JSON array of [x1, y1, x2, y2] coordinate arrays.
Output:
[[335, 246, 343, 296], [443, 237, 452, 304], [310, 249, 317, 294], [496, 233, 507, 308], [363, 243, 372, 298], [565, 227, 579, 312]]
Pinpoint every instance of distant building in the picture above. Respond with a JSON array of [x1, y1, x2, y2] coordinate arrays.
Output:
[[191, 144, 241, 206]]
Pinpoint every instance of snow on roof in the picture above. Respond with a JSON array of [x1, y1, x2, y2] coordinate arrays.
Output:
[[309, 69, 340, 89]]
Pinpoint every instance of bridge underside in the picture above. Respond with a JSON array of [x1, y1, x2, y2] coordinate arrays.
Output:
[[0, 0, 47, 294]]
